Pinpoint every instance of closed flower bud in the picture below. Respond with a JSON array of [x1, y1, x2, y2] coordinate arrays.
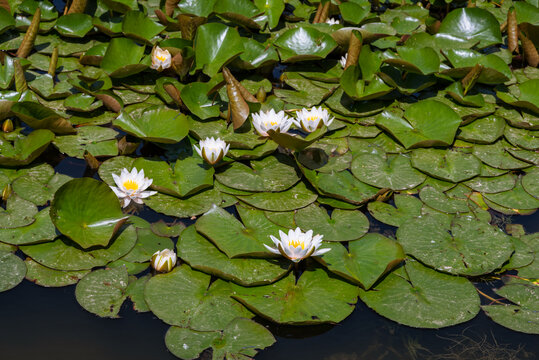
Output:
[[256, 86, 266, 103], [2, 184, 12, 202], [2, 119, 13, 133], [151, 249, 177, 273], [151, 46, 172, 71], [194, 137, 229, 165]]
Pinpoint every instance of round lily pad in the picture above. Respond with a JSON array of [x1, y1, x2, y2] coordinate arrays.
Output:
[[75, 266, 128, 318], [215, 154, 300, 192], [50, 177, 127, 249], [482, 282, 539, 334], [438, 8, 501, 48], [351, 153, 426, 190], [473, 140, 531, 170], [0, 207, 56, 245], [20, 226, 137, 271], [178, 225, 290, 286], [367, 194, 423, 227], [397, 215, 513, 276], [25, 258, 89, 287], [120, 228, 174, 263], [125, 274, 151, 312], [318, 234, 405, 289], [144, 265, 253, 331], [457, 115, 505, 144], [231, 267, 359, 325], [237, 181, 318, 211], [55, 13, 94, 38], [419, 186, 470, 214], [503, 126, 539, 151], [359, 260, 480, 328], [12, 172, 71, 206], [484, 177, 539, 210], [294, 204, 369, 242], [0, 252, 26, 292], [274, 26, 337, 62], [522, 167, 539, 199], [0, 195, 38, 229], [410, 148, 482, 183], [53, 126, 119, 159], [464, 173, 517, 194], [144, 188, 228, 219]]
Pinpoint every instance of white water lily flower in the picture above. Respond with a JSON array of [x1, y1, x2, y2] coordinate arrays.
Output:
[[110, 168, 157, 208], [326, 18, 340, 25], [194, 137, 230, 165], [151, 46, 171, 71], [252, 108, 293, 137], [151, 249, 177, 273], [339, 53, 348, 69], [264, 227, 330, 263], [293, 106, 334, 132]]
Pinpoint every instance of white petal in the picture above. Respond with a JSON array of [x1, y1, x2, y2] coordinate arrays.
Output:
[[313, 247, 331, 256], [263, 244, 281, 254]]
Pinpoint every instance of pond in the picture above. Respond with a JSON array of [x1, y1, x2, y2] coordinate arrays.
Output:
[[1, 0, 539, 359]]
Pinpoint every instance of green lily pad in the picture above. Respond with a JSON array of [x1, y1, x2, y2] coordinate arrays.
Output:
[[457, 115, 505, 144], [274, 26, 337, 62], [11, 102, 73, 134], [114, 106, 189, 144], [231, 267, 359, 325], [351, 153, 426, 190], [180, 82, 221, 120], [53, 126, 118, 159], [25, 258, 89, 287], [484, 177, 539, 210], [50, 178, 127, 249], [194, 22, 243, 77], [165, 317, 275, 360], [64, 93, 102, 112], [294, 204, 369, 242], [522, 167, 539, 199], [120, 228, 174, 263], [0, 129, 55, 166], [55, 13, 94, 38], [237, 181, 317, 211], [410, 148, 482, 183], [215, 154, 299, 192], [125, 274, 151, 312], [151, 220, 185, 238], [20, 225, 136, 271], [101, 37, 147, 78], [108, 259, 149, 275], [122, 10, 165, 43], [504, 126, 539, 151], [0, 8, 15, 36], [75, 266, 128, 318], [0, 207, 56, 245], [254, 0, 284, 29], [98, 156, 136, 186], [473, 140, 532, 170], [143, 188, 228, 219], [384, 46, 440, 75], [12, 172, 71, 206], [438, 8, 502, 48], [397, 215, 513, 276], [376, 100, 461, 149], [302, 168, 379, 205], [0, 195, 37, 229], [367, 194, 423, 227], [497, 80, 539, 115], [464, 173, 517, 194], [0, 251, 26, 292], [482, 282, 539, 334], [132, 157, 213, 198], [419, 186, 470, 214], [178, 225, 289, 286], [144, 265, 253, 331], [318, 234, 405, 289], [359, 260, 480, 328]]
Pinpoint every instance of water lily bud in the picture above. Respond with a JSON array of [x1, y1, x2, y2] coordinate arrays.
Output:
[[151, 249, 177, 273], [256, 86, 266, 103], [2, 119, 13, 133], [2, 184, 12, 202], [151, 46, 172, 71], [194, 137, 229, 165], [293, 106, 334, 133]]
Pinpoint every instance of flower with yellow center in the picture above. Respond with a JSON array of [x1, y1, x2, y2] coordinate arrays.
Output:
[[194, 137, 230, 165], [252, 108, 293, 137], [293, 106, 334, 133], [151, 249, 177, 273], [264, 227, 330, 263], [151, 46, 172, 71], [110, 168, 157, 208]]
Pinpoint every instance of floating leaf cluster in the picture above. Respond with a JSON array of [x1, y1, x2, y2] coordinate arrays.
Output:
[[0, 0, 539, 358]]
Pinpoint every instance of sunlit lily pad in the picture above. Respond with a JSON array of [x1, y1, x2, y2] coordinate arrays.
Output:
[[376, 100, 461, 149], [438, 8, 502, 48], [497, 80, 539, 115], [397, 215, 513, 276], [419, 186, 469, 214], [318, 234, 404, 289], [120, 228, 174, 263], [504, 126, 539, 151], [0, 251, 26, 292], [483, 177, 539, 210], [178, 225, 289, 286], [11, 101, 73, 134], [294, 204, 369, 242], [50, 178, 127, 248], [237, 181, 317, 211], [144, 265, 253, 331], [12, 172, 71, 206], [0, 129, 55, 166], [457, 115, 505, 144], [0, 195, 37, 229], [464, 173, 517, 194], [410, 148, 482, 183], [143, 188, 229, 218], [359, 260, 480, 328], [100, 37, 147, 78], [482, 282, 539, 334], [53, 126, 119, 158], [25, 258, 89, 287], [55, 13, 94, 38], [0, 208, 56, 245], [367, 194, 423, 227], [274, 27, 337, 62], [473, 140, 532, 170], [351, 153, 426, 190], [20, 226, 136, 271], [75, 266, 128, 318], [231, 267, 359, 325], [165, 317, 275, 360], [522, 167, 539, 199], [125, 274, 150, 312], [122, 10, 165, 43]]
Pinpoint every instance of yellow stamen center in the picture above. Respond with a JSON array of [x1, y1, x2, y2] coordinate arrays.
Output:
[[264, 121, 278, 127], [123, 180, 139, 191], [155, 54, 167, 62], [288, 239, 305, 250], [306, 116, 320, 122]]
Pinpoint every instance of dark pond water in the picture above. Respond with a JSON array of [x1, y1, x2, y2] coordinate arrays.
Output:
[[1, 157, 538, 360]]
